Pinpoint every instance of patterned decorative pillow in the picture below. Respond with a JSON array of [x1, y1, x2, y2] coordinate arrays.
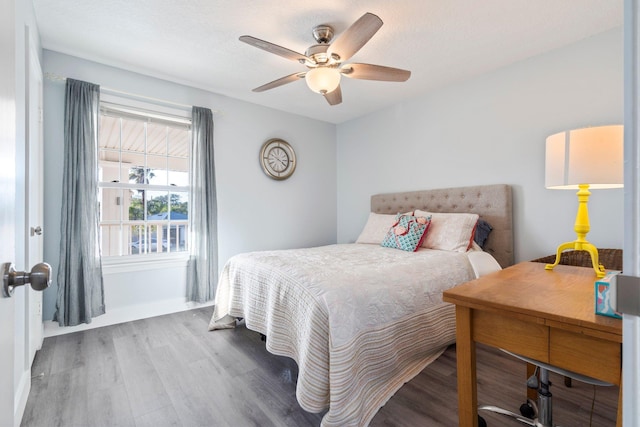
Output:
[[381, 214, 431, 252], [414, 210, 479, 252]]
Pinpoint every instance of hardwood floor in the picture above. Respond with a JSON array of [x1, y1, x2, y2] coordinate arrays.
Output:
[[22, 307, 618, 427]]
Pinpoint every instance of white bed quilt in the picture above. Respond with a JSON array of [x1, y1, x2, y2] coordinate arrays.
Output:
[[209, 244, 477, 427]]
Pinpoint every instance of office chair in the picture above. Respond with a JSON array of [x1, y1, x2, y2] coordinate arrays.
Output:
[[477, 350, 613, 427]]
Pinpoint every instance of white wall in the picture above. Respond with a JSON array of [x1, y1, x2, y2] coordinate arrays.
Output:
[[336, 28, 624, 263], [41, 27, 624, 328], [42, 51, 337, 325]]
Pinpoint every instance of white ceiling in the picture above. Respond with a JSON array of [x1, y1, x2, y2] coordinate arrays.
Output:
[[32, 0, 623, 124]]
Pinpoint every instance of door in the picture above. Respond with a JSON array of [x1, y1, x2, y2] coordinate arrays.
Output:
[[0, 1, 18, 426], [26, 31, 44, 364], [624, 0, 640, 424], [1, 15, 44, 427]]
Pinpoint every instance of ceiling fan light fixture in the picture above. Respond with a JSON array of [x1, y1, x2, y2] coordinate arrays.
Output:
[[305, 67, 341, 94], [241, 12, 410, 106]]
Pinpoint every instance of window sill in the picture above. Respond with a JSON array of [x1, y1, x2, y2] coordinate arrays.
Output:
[[102, 253, 190, 275]]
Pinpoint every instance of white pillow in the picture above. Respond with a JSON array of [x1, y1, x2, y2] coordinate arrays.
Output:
[[355, 213, 398, 244], [414, 209, 479, 252]]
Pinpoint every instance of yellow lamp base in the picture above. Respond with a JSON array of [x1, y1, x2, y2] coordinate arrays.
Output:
[[544, 184, 606, 278], [544, 241, 606, 278]]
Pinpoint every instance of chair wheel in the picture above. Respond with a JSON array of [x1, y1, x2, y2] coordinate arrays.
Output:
[[478, 415, 487, 427], [519, 402, 535, 419]]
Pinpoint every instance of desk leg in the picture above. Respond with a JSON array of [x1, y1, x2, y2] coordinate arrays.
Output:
[[455, 306, 478, 427], [616, 378, 622, 427]]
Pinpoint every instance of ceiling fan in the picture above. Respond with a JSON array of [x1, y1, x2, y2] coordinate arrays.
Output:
[[240, 12, 411, 106]]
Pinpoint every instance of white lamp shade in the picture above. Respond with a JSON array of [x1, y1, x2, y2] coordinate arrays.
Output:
[[545, 125, 623, 189], [305, 67, 341, 94]]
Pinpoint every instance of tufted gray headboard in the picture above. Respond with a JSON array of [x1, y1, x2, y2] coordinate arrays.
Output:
[[371, 184, 513, 268]]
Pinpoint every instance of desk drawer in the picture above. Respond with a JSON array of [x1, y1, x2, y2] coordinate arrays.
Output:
[[549, 329, 621, 385], [472, 310, 549, 362]]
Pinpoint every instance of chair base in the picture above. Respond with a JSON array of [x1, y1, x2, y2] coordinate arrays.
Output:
[[480, 350, 612, 426], [479, 404, 538, 426], [480, 378, 555, 426]]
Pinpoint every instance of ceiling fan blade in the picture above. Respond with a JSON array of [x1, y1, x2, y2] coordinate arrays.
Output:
[[341, 63, 411, 82], [323, 85, 342, 106], [240, 35, 310, 63], [252, 72, 306, 92], [327, 12, 383, 62]]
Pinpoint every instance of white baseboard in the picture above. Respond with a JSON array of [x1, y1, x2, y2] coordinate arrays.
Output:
[[14, 369, 30, 427], [43, 298, 214, 337]]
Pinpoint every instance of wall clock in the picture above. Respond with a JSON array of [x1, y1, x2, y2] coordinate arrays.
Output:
[[260, 138, 296, 180]]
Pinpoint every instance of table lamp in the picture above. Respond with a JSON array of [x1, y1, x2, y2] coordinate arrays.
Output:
[[544, 125, 623, 277]]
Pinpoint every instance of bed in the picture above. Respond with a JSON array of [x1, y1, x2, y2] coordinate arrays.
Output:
[[209, 184, 513, 426]]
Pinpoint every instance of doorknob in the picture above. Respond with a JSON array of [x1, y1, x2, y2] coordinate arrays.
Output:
[[2, 262, 52, 298]]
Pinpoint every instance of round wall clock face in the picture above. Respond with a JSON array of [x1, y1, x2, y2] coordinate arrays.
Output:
[[260, 138, 296, 180]]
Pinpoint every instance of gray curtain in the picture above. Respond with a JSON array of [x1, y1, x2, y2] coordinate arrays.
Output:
[[54, 78, 105, 326], [186, 106, 218, 302]]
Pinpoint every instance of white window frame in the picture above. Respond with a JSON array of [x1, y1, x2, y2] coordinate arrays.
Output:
[[98, 94, 191, 272]]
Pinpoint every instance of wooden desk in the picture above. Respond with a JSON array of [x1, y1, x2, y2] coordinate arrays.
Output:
[[442, 262, 622, 427]]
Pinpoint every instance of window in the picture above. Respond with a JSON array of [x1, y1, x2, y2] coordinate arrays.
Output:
[[98, 102, 191, 257]]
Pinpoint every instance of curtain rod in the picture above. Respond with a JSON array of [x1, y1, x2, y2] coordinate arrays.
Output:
[[44, 72, 220, 113]]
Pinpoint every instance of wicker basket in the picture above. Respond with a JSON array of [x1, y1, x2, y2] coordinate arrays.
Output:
[[531, 248, 623, 271]]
